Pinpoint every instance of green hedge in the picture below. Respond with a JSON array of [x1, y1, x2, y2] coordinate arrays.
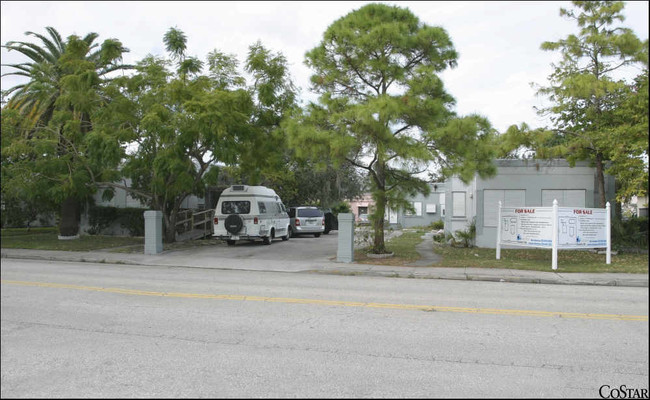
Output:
[[612, 216, 648, 250], [87, 206, 145, 237]]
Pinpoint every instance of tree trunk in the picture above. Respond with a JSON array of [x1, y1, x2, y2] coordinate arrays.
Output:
[[371, 189, 387, 254], [595, 153, 606, 208], [59, 196, 80, 237], [163, 209, 177, 243], [370, 156, 388, 254]]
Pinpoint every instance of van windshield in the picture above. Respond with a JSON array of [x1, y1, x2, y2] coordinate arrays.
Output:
[[221, 201, 250, 214], [297, 209, 323, 217]]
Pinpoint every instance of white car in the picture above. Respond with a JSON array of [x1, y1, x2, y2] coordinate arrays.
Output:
[[213, 185, 290, 246]]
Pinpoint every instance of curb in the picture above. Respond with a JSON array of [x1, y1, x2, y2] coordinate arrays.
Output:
[[2, 252, 648, 288]]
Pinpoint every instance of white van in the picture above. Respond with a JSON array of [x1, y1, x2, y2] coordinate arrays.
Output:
[[213, 185, 290, 246]]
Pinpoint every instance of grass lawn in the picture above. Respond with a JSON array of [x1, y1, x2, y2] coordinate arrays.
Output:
[[353, 227, 648, 274], [1, 227, 143, 251], [3, 227, 647, 274], [108, 236, 222, 253], [434, 245, 649, 274], [354, 229, 425, 266]]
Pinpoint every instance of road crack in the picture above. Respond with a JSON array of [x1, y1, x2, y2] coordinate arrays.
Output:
[[3, 318, 647, 377]]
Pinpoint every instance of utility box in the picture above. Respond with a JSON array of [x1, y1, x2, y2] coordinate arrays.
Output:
[[144, 210, 163, 255], [337, 213, 355, 263]]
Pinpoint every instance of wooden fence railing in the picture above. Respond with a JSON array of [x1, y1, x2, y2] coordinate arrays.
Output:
[[175, 209, 214, 239]]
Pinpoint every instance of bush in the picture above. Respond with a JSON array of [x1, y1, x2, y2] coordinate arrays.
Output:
[[119, 209, 145, 237], [452, 218, 476, 248], [429, 220, 444, 230], [612, 216, 648, 251], [87, 206, 118, 235], [433, 231, 446, 243], [1, 197, 56, 229], [87, 206, 145, 236], [331, 201, 351, 216], [445, 232, 457, 245]]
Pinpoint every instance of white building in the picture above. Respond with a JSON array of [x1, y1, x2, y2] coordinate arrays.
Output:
[[397, 159, 616, 248]]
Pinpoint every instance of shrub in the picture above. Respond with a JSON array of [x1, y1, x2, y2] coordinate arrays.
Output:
[[1, 197, 56, 229], [119, 209, 145, 236], [612, 216, 648, 251], [452, 218, 476, 248], [87, 206, 118, 235], [429, 220, 444, 230], [87, 206, 145, 236], [331, 201, 351, 216], [433, 231, 446, 243]]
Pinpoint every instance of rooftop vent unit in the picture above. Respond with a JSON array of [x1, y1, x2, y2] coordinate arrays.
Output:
[[232, 185, 246, 191]]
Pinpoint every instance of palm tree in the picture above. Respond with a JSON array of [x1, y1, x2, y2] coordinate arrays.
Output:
[[2, 27, 131, 236], [3, 27, 129, 131]]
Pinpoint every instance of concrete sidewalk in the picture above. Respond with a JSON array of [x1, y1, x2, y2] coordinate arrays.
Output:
[[1, 247, 647, 288]]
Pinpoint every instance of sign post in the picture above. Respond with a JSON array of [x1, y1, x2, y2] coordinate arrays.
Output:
[[496, 201, 502, 260], [606, 202, 611, 265], [552, 199, 558, 270]]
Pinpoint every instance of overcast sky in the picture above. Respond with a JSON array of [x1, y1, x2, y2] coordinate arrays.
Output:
[[1, 1, 648, 132]]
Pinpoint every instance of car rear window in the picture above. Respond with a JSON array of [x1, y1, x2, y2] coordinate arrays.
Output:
[[221, 201, 250, 214], [297, 209, 323, 217]]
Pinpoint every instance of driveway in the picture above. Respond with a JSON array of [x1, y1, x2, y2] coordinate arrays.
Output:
[[172, 231, 339, 262]]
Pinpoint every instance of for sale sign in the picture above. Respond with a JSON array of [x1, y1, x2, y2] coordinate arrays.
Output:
[[499, 207, 554, 248], [496, 200, 611, 269], [557, 207, 607, 248]]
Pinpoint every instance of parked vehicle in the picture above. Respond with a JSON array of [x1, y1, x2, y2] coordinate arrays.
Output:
[[213, 185, 290, 246], [321, 208, 338, 234], [288, 206, 325, 237], [358, 214, 370, 224]]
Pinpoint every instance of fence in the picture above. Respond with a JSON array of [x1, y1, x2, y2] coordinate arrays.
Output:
[[175, 209, 214, 240]]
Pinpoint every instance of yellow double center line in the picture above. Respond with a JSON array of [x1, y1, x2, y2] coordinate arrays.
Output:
[[2, 279, 647, 321]]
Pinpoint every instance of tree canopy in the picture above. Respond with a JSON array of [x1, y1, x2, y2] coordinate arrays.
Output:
[[535, 0, 648, 207], [5, 2, 646, 244], [287, 3, 497, 253], [91, 28, 297, 242], [1, 27, 130, 235]]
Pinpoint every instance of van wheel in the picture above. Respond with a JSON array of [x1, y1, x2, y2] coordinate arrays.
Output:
[[263, 229, 274, 245], [314, 233, 321, 238], [282, 226, 290, 241], [226, 240, 236, 246]]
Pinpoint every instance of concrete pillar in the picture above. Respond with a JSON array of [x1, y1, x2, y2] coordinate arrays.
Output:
[[144, 210, 163, 255], [337, 213, 355, 263]]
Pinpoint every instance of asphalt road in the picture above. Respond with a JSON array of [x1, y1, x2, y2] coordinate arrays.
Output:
[[2, 259, 648, 398]]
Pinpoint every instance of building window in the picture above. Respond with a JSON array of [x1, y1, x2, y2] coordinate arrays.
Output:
[[452, 192, 466, 217], [358, 206, 368, 216], [405, 201, 423, 216]]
